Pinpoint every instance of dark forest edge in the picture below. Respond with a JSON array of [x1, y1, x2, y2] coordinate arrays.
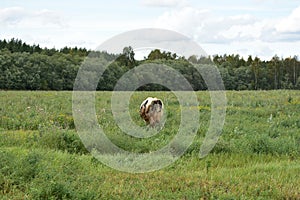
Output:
[[1, 38, 299, 90]]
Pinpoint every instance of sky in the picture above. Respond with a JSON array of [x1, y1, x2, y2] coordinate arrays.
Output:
[[1, 0, 300, 60]]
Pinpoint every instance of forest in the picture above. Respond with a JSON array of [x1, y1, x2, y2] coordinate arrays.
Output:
[[0, 38, 299, 91]]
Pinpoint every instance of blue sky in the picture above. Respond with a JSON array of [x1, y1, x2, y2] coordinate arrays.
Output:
[[1, 0, 300, 60]]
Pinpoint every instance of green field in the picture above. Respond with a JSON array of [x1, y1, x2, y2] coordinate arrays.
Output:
[[0, 90, 299, 199]]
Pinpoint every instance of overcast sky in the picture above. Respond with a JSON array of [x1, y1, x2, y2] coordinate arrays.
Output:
[[1, 0, 300, 60]]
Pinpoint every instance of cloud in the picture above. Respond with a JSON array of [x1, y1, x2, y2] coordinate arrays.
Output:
[[220, 20, 267, 41], [153, 6, 300, 44], [1, 2, 298, 59], [141, 0, 188, 7], [154, 7, 265, 43], [0, 7, 67, 28], [201, 40, 292, 61], [276, 6, 300, 33], [152, 5, 300, 58], [0, 7, 27, 25], [35, 9, 67, 27], [154, 7, 210, 35]]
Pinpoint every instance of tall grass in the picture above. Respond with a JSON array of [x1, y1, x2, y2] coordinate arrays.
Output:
[[0, 90, 299, 199]]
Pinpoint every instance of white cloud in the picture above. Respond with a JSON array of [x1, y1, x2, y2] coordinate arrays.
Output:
[[153, 5, 299, 44], [154, 7, 266, 43], [141, 0, 188, 7], [0, 7, 27, 25], [0, 7, 67, 28], [152, 5, 300, 58], [35, 9, 67, 27], [1, 1, 299, 59], [154, 7, 210, 36], [220, 20, 267, 41], [276, 6, 300, 33]]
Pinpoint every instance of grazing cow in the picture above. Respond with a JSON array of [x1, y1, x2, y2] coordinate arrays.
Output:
[[140, 97, 163, 127]]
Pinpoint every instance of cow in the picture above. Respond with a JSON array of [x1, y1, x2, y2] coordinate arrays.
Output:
[[139, 97, 163, 127]]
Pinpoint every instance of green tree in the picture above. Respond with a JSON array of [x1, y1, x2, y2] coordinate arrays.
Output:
[[251, 57, 261, 90]]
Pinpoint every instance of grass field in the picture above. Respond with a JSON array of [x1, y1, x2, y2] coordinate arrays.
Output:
[[0, 90, 299, 199]]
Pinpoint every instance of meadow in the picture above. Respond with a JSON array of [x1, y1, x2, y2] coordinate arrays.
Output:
[[0, 90, 299, 199]]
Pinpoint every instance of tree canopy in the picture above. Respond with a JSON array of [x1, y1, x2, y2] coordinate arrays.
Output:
[[0, 38, 299, 91]]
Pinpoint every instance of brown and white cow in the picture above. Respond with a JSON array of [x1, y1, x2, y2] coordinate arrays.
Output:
[[139, 97, 163, 127]]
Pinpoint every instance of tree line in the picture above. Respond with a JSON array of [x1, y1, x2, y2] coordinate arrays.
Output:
[[0, 38, 299, 90]]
